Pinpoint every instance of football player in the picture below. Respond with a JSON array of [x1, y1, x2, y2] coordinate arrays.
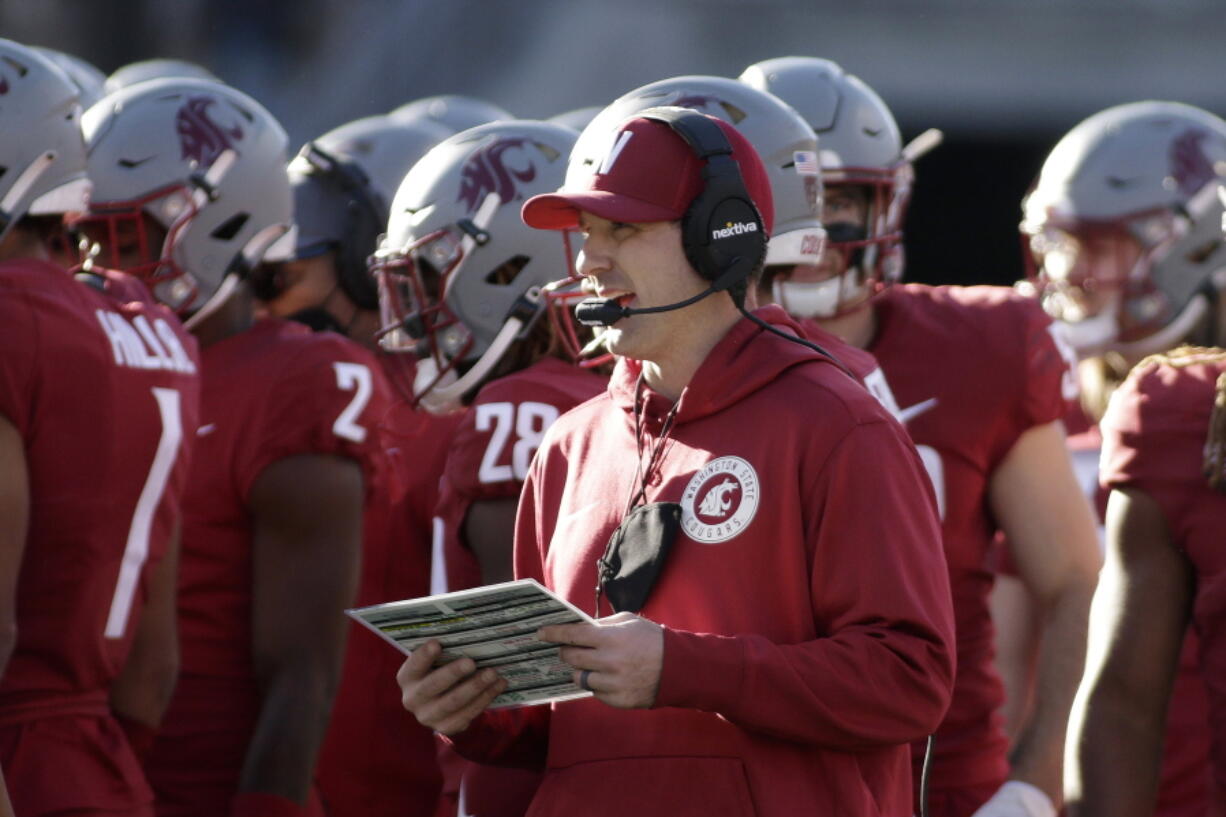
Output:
[[741, 57, 1102, 817], [1018, 102, 1226, 816], [74, 78, 390, 817], [373, 119, 607, 817], [1074, 341, 1226, 816], [253, 114, 455, 817], [397, 108, 956, 817], [0, 40, 200, 816]]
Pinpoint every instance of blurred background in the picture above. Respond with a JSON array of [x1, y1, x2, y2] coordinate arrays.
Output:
[[5, 0, 1224, 287]]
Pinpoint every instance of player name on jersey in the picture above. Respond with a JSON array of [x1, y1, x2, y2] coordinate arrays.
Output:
[[95, 309, 198, 374]]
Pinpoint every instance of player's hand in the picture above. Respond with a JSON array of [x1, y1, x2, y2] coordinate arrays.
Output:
[[396, 639, 506, 735], [970, 781, 1056, 817], [538, 612, 663, 709]]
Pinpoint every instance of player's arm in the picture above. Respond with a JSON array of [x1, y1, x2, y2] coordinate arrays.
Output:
[[238, 453, 364, 809], [0, 414, 29, 678], [463, 497, 519, 585], [1064, 486, 1191, 817], [109, 522, 182, 757], [987, 419, 1102, 810], [988, 571, 1040, 744]]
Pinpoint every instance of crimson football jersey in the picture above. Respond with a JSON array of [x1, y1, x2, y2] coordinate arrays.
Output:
[[316, 382, 463, 817], [0, 261, 200, 815], [866, 284, 1077, 795], [996, 400, 1210, 817], [1100, 348, 1226, 810], [438, 356, 607, 593], [143, 318, 390, 816]]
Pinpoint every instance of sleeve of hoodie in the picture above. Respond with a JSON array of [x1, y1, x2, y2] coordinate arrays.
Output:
[[655, 416, 956, 749], [439, 463, 552, 770]]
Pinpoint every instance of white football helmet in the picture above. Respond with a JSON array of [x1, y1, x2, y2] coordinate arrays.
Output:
[[741, 57, 929, 316], [0, 39, 90, 244], [1021, 101, 1226, 358], [372, 120, 586, 413], [104, 58, 220, 95], [31, 46, 107, 110], [78, 78, 293, 318], [389, 95, 512, 134]]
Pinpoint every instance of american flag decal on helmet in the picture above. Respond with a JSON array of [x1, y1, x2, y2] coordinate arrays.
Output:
[[176, 96, 243, 167], [793, 151, 819, 175], [456, 137, 537, 215]]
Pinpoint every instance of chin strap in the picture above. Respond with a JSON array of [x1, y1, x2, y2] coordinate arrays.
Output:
[[416, 288, 543, 414], [0, 150, 56, 242]]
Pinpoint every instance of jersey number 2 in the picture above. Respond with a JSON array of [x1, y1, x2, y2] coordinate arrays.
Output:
[[105, 387, 182, 639], [332, 362, 373, 443]]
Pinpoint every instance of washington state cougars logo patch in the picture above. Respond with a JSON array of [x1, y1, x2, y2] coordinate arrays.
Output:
[[456, 138, 537, 215], [680, 456, 759, 544], [176, 96, 243, 166]]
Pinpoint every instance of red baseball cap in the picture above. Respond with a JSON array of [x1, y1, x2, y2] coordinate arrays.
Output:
[[521, 112, 774, 234]]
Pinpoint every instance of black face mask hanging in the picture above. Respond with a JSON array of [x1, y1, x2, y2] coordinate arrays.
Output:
[[593, 375, 682, 616], [595, 501, 682, 614]]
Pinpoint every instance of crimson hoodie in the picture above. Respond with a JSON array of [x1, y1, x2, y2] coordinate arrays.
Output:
[[448, 305, 955, 817]]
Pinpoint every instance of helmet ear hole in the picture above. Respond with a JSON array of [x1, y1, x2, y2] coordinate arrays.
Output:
[[485, 255, 530, 286], [211, 212, 249, 240]]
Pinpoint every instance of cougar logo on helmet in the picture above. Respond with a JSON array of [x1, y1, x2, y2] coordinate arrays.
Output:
[[1170, 129, 1215, 196], [176, 96, 243, 166], [456, 137, 537, 214]]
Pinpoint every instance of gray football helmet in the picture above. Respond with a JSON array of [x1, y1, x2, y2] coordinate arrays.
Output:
[[0, 39, 90, 244], [1020, 101, 1226, 358], [569, 75, 826, 274], [104, 58, 220, 95], [740, 57, 924, 316], [281, 115, 451, 310], [548, 106, 603, 133], [313, 114, 452, 202], [78, 78, 293, 317], [372, 120, 584, 412], [389, 95, 512, 135], [31, 46, 107, 110]]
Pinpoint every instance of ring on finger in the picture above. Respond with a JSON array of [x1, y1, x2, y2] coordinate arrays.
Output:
[[578, 669, 593, 691]]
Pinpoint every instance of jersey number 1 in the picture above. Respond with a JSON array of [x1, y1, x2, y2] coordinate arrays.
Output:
[[105, 387, 182, 639]]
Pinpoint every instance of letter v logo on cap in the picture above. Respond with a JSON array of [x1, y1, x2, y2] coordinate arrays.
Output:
[[598, 130, 634, 175]]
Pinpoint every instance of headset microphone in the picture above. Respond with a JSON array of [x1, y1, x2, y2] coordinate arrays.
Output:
[[574, 281, 733, 327]]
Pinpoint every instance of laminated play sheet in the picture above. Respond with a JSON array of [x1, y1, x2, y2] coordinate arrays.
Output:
[[347, 578, 594, 708]]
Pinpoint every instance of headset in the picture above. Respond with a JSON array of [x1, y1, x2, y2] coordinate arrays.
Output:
[[575, 107, 854, 379], [252, 142, 386, 310]]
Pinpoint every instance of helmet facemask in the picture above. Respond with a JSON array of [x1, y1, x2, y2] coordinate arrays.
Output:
[[70, 181, 202, 310], [1023, 179, 1226, 359]]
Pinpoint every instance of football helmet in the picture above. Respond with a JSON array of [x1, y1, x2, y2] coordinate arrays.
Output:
[[1020, 101, 1226, 359], [569, 75, 825, 277], [740, 57, 925, 316], [104, 58, 220, 95], [372, 120, 583, 412], [31, 46, 107, 110], [77, 78, 293, 318], [548, 106, 602, 132], [313, 114, 451, 201], [0, 39, 90, 244], [273, 115, 451, 312], [389, 95, 512, 134]]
